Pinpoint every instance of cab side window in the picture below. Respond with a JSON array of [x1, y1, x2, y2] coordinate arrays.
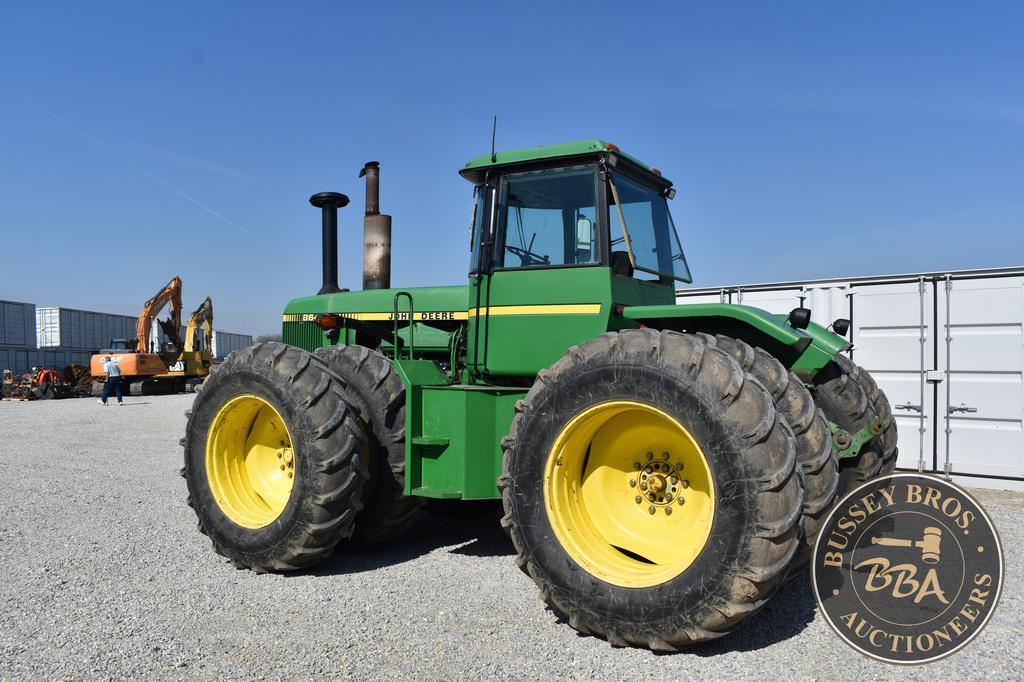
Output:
[[497, 167, 597, 269]]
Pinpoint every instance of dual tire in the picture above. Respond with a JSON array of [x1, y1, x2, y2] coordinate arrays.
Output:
[[182, 343, 368, 571], [500, 329, 804, 650], [182, 342, 419, 572], [700, 334, 839, 571], [314, 345, 422, 546], [500, 330, 895, 650]]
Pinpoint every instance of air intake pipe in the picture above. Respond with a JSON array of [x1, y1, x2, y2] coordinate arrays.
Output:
[[360, 161, 392, 290], [309, 191, 350, 295]]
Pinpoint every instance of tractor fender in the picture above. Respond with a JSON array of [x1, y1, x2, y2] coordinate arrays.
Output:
[[619, 303, 848, 376]]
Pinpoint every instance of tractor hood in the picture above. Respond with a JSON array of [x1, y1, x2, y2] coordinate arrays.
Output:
[[283, 285, 470, 323]]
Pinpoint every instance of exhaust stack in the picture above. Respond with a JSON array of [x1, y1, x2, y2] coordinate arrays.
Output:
[[309, 191, 350, 295], [359, 161, 392, 290]]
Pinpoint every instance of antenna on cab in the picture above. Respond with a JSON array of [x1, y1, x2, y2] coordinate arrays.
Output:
[[490, 116, 497, 163]]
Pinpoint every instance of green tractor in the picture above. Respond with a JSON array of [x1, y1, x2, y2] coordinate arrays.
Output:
[[182, 140, 897, 650]]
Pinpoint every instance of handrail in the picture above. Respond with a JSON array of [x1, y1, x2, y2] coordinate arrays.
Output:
[[393, 291, 415, 360]]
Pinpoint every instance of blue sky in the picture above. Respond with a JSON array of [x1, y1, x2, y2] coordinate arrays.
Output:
[[1, 2, 1022, 335]]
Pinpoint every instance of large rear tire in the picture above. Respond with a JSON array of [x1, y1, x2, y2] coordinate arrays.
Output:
[[703, 334, 838, 571], [500, 329, 803, 650], [182, 342, 368, 572], [813, 354, 897, 496], [314, 344, 422, 546]]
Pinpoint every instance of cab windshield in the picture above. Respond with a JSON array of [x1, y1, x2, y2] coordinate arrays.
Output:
[[608, 171, 692, 283]]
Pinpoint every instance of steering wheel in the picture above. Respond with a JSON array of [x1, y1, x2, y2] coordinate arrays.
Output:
[[506, 244, 549, 267]]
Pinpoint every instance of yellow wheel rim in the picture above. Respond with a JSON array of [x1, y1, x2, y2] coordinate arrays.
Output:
[[206, 394, 296, 528], [544, 400, 715, 588]]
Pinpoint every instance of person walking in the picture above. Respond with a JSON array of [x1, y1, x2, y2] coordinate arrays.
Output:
[[99, 356, 124, 406]]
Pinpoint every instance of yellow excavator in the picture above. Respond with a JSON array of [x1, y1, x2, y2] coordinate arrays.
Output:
[[90, 276, 213, 395], [180, 296, 213, 379]]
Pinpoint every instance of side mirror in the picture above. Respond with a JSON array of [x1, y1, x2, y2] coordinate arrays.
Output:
[[576, 217, 594, 248], [788, 307, 811, 330], [832, 318, 851, 337]]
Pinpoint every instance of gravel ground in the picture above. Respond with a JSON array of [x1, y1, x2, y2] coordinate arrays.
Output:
[[0, 394, 1020, 680]]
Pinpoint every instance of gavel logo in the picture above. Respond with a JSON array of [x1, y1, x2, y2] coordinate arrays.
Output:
[[870, 527, 942, 564]]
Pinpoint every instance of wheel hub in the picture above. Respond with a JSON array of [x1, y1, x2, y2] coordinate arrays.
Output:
[[632, 452, 688, 512]]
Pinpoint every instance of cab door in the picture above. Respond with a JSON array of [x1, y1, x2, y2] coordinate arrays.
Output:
[[467, 164, 611, 378]]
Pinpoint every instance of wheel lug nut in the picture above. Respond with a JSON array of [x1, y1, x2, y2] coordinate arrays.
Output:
[[629, 479, 636, 487], [633, 462, 641, 470], [646, 452, 653, 460], [648, 506, 655, 515], [676, 463, 684, 470], [665, 507, 672, 516], [670, 476, 678, 484], [640, 482, 647, 491], [277, 451, 283, 459], [678, 497, 685, 505], [635, 496, 642, 504], [665, 494, 673, 502], [662, 452, 669, 460], [682, 480, 690, 488], [287, 472, 293, 478], [280, 464, 286, 471]]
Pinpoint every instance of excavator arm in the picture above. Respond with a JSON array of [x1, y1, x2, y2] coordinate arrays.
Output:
[[184, 297, 214, 353], [136, 276, 182, 354]]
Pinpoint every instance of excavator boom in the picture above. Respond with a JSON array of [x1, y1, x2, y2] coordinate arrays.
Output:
[[184, 297, 214, 353], [136, 276, 182, 353]]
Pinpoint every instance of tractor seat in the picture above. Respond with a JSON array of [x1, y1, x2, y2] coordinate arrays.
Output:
[[611, 250, 634, 277]]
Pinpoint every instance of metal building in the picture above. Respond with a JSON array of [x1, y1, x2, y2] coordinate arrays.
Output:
[[678, 266, 1024, 490]]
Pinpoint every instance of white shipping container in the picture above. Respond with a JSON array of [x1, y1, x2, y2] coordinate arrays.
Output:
[[678, 266, 1024, 487], [0, 300, 37, 348], [211, 331, 253, 360], [36, 307, 137, 350]]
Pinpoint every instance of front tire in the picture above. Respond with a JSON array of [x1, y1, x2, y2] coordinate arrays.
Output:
[[183, 342, 368, 572], [500, 329, 803, 650]]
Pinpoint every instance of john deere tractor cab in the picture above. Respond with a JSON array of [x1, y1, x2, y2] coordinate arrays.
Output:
[[183, 140, 897, 651]]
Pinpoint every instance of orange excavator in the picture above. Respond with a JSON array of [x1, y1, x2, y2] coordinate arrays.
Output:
[[90, 276, 213, 395]]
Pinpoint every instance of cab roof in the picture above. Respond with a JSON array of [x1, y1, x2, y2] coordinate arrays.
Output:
[[459, 139, 670, 185]]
